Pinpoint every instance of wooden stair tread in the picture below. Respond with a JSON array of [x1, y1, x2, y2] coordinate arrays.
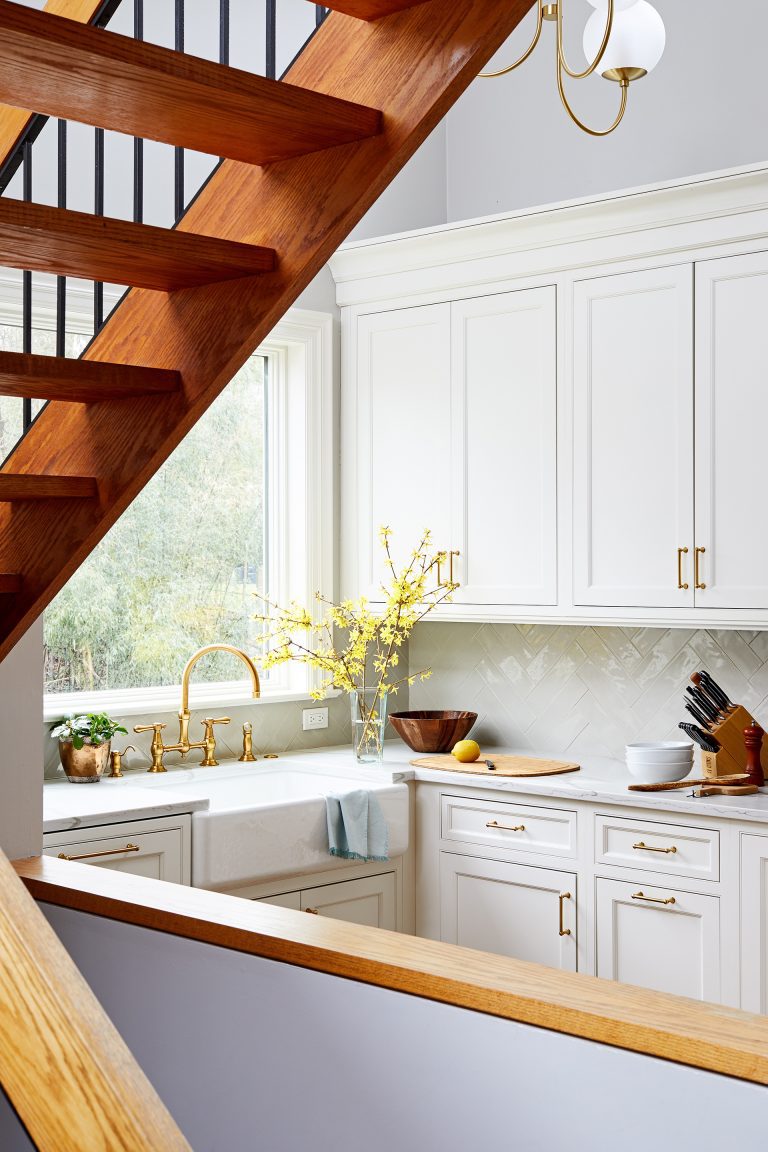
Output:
[[322, 1, 432, 18], [0, 475, 96, 500], [0, 352, 181, 403], [0, 573, 21, 593], [0, 0, 382, 165], [0, 200, 275, 291]]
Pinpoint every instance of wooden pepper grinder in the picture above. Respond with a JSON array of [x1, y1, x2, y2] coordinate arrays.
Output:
[[744, 720, 765, 788]]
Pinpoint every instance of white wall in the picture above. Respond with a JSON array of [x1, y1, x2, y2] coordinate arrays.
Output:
[[446, 0, 768, 220], [0, 902, 760, 1152]]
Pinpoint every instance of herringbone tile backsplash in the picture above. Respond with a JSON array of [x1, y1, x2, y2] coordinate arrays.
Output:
[[408, 624, 768, 761]]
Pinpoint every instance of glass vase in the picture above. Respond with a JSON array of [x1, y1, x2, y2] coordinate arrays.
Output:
[[350, 688, 388, 765]]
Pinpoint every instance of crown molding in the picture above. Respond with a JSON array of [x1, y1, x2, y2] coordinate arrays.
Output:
[[330, 162, 768, 308]]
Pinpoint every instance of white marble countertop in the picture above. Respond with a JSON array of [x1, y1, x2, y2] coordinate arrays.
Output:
[[43, 778, 210, 834], [43, 741, 768, 831]]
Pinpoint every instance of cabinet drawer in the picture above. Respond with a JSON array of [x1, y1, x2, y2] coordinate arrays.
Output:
[[43, 825, 186, 884], [595, 814, 719, 881], [441, 794, 577, 858]]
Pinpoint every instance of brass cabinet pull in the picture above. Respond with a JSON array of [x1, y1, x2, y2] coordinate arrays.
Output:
[[631, 891, 676, 906], [677, 546, 689, 590], [558, 891, 572, 936], [58, 843, 140, 862], [437, 550, 460, 588], [694, 546, 706, 590], [486, 820, 525, 832], [632, 840, 677, 855], [305, 907, 319, 915]]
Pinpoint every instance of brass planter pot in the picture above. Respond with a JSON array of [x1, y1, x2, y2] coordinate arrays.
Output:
[[59, 740, 111, 784]]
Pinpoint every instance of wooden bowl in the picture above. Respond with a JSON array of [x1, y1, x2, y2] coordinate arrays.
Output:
[[389, 710, 478, 754]]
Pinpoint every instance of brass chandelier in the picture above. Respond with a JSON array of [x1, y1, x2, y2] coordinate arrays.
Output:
[[481, 0, 666, 137]]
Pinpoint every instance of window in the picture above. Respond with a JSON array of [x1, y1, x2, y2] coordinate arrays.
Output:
[[0, 273, 333, 718]]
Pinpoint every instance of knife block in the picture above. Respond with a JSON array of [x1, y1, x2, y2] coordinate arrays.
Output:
[[701, 705, 767, 780]]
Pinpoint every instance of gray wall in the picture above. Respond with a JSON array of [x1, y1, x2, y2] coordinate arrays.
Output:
[[446, 0, 767, 220], [0, 902, 761, 1152], [0, 623, 43, 858]]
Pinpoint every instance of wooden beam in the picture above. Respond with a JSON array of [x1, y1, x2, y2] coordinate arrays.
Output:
[[0, 851, 191, 1151], [0, 199, 276, 291], [0, 574, 20, 593], [0, 475, 97, 501], [0, 0, 536, 661], [320, 0, 432, 18], [0, 0, 383, 165], [14, 855, 768, 1087], [0, 1, 106, 175], [0, 351, 181, 403]]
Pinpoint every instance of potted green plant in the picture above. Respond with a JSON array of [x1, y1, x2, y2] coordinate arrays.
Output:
[[50, 713, 127, 784]]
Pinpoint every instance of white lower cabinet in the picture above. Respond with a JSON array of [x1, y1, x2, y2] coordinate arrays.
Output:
[[440, 853, 577, 972], [595, 877, 720, 1002], [740, 834, 768, 1014], [43, 815, 191, 885], [259, 872, 396, 930]]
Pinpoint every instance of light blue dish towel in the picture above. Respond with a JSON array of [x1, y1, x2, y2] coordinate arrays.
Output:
[[326, 790, 389, 862]]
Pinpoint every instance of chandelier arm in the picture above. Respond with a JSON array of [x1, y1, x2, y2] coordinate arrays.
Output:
[[558, 0, 614, 80], [479, 0, 544, 78], [556, 61, 629, 137]]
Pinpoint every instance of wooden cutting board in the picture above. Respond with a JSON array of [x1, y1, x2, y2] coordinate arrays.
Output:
[[411, 754, 580, 777]]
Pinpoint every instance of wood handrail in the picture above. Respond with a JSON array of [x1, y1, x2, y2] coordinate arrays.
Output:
[[15, 854, 768, 1087], [0, 849, 190, 1151]]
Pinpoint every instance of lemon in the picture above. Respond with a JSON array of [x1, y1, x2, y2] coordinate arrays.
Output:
[[451, 739, 481, 763]]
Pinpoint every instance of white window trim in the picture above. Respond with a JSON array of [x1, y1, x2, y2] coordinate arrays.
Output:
[[0, 273, 335, 720]]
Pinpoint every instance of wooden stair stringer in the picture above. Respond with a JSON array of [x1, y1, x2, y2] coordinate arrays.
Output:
[[0, 0, 536, 662]]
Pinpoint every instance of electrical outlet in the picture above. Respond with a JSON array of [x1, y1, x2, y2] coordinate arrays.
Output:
[[303, 707, 328, 732]]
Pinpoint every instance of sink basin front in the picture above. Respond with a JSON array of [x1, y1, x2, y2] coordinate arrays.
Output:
[[124, 761, 409, 891]]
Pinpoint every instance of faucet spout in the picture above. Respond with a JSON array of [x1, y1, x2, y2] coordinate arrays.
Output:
[[179, 644, 261, 721]]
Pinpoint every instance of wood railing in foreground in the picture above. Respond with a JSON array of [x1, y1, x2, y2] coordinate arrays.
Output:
[[0, 849, 190, 1151], [15, 855, 768, 1088]]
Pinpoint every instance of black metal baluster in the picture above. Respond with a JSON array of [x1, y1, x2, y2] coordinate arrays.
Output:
[[174, 0, 185, 221], [266, 0, 276, 80], [133, 0, 144, 224], [316, 5, 327, 28], [220, 0, 230, 65], [56, 119, 67, 359], [21, 143, 32, 433], [94, 127, 105, 332]]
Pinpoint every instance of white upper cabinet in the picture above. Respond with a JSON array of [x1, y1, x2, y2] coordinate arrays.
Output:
[[450, 289, 557, 606], [351, 303, 453, 599], [694, 251, 768, 610], [572, 266, 694, 609]]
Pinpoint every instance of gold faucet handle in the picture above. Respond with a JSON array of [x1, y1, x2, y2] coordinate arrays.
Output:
[[203, 717, 231, 730], [134, 723, 167, 735], [200, 717, 230, 767]]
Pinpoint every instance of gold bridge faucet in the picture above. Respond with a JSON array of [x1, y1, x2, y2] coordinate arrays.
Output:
[[135, 644, 261, 772]]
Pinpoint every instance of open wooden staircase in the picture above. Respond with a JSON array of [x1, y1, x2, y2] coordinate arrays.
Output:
[[0, 0, 533, 663]]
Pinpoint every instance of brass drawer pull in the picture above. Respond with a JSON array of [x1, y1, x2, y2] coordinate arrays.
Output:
[[58, 843, 140, 862], [694, 546, 706, 590], [632, 891, 676, 906], [436, 550, 460, 588], [305, 907, 319, 915], [486, 820, 525, 832], [559, 892, 572, 936], [632, 840, 677, 855], [677, 546, 689, 590]]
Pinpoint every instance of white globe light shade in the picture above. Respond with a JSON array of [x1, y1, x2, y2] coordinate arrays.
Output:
[[583, 1, 666, 76], [586, 0, 640, 10]]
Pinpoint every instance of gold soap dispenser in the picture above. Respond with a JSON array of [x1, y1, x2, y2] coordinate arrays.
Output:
[[108, 745, 136, 778]]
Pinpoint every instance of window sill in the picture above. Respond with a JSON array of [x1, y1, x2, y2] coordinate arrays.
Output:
[[43, 684, 341, 723]]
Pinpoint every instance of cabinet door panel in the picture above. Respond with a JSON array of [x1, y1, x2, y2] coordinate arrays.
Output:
[[44, 827, 184, 884], [740, 834, 768, 1013], [451, 288, 557, 605], [695, 252, 768, 608], [355, 304, 452, 598], [259, 891, 302, 910], [440, 853, 577, 971], [596, 878, 720, 1002], [573, 266, 694, 608], [301, 873, 396, 930]]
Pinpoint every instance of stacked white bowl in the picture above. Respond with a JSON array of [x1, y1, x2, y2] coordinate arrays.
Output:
[[625, 741, 695, 784]]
